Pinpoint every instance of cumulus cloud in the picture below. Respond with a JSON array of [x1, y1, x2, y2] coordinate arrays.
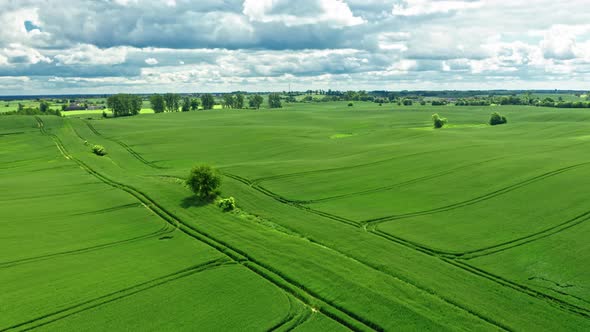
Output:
[[1, 0, 590, 94], [243, 0, 365, 27]]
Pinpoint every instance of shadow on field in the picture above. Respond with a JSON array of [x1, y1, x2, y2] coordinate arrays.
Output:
[[180, 195, 213, 208]]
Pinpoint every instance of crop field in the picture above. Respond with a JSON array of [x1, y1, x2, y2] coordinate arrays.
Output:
[[2, 101, 590, 331]]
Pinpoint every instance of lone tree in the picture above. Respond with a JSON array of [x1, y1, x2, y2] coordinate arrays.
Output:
[[186, 165, 221, 201], [249, 94, 263, 109], [268, 93, 282, 108], [432, 113, 447, 129], [39, 101, 50, 113], [223, 94, 235, 109], [489, 112, 508, 126], [150, 94, 165, 113], [201, 94, 215, 110], [107, 94, 142, 117], [163, 93, 181, 112]]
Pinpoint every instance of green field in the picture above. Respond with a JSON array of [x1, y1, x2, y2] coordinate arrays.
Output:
[[2, 101, 590, 331]]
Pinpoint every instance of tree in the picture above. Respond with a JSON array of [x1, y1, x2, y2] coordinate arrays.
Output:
[[39, 101, 50, 113], [186, 165, 221, 201], [235, 94, 244, 109], [163, 93, 181, 112], [489, 112, 508, 126], [107, 94, 142, 117], [268, 93, 282, 108], [248, 94, 263, 109], [201, 94, 215, 110], [150, 94, 165, 113], [190, 98, 199, 111], [222, 94, 235, 109], [181, 96, 191, 112], [432, 113, 447, 129]]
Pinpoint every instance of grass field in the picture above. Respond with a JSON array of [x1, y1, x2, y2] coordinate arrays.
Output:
[[2, 101, 590, 330]]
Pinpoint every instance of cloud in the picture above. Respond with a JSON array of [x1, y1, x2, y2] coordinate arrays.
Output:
[[392, 0, 482, 16], [243, 0, 365, 27], [2, 0, 590, 94]]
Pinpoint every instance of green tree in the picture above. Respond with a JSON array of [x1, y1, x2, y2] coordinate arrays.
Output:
[[107, 94, 142, 117], [248, 94, 263, 109], [268, 93, 282, 108], [190, 98, 200, 111], [432, 113, 447, 129], [201, 94, 215, 110], [163, 93, 181, 112], [489, 112, 508, 126], [181, 96, 191, 112], [222, 94, 235, 109], [149, 94, 165, 113], [186, 165, 221, 201], [39, 101, 49, 113], [235, 94, 244, 109]]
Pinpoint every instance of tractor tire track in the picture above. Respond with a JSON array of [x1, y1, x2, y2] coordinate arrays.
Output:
[[0, 225, 173, 269], [1, 259, 233, 332], [251, 144, 484, 185], [288, 157, 503, 205], [222, 169, 590, 320], [458, 211, 590, 260], [34, 118, 380, 332], [82, 120, 167, 170], [364, 162, 590, 226]]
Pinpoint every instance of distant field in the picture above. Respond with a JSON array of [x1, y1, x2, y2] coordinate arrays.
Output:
[[2, 101, 590, 330]]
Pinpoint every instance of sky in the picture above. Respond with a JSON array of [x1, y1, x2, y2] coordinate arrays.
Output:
[[1, 0, 590, 95]]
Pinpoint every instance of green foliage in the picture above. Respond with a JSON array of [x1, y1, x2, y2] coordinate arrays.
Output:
[[186, 165, 221, 200], [268, 93, 282, 108], [348, 102, 354, 107], [181, 96, 191, 112], [248, 94, 263, 109], [190, 98, 200, 111], [107, 94, 142, 117], [490, 112, 508, 125], [223, 94, 236, 109], [235, 94, 245, 109], [91, 144, 107, 156], [217, 197, 236, 212], [163, 93, 181, 112], [150, 94, 165, 113], [201, 94, 215, 110], [39, 101, 50, 113], [432, 113, 447, 128]]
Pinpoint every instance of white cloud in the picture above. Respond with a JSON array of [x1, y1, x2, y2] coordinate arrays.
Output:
[[243, 0, 365, 27], [392, 0, 482, 16], [145, 57, 159, 65], [55, 44, 128, 65]]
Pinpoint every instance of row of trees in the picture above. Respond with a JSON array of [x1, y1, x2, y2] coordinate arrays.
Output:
[[107, 94, 142, 117], [148, 93, 276, 113]]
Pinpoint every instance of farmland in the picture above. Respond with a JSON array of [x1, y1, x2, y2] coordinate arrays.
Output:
[[2, 101, 590, 331]]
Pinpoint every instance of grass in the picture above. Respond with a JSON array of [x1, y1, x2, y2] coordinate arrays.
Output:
[[2, 101, 590, 330]]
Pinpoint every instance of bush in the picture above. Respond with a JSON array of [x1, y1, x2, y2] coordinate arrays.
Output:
[[348, 103, 354, 107], [489, 112, 508, 126], [432, 113, 447, 129], [186, 165, 221, 201], [217, 197, 236, 212], [92, 145, 107, 156]]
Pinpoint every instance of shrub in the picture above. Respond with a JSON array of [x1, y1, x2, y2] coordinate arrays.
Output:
[[348, 103, 354, 107], [489, 112, 508, 126], [217, 197, 236, 212], [432, 113, 447, 129], [186, 165, 221, 201], [92, 145, 107, 156]]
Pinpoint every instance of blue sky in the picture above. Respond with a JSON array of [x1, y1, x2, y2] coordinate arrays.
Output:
[[1, 0, 590, 94]]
